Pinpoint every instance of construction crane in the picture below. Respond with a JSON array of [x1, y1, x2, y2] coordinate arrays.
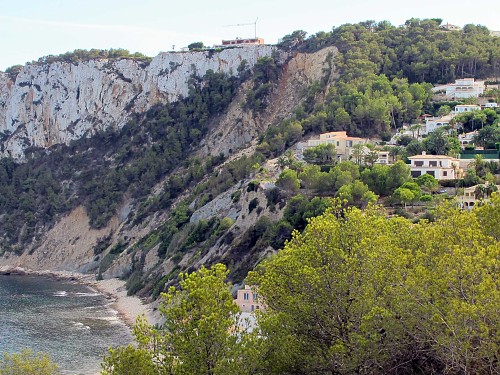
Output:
[[223, 18, 259, 38]]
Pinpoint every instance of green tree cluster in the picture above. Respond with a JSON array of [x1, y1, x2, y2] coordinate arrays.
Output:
[[244, 56, 280, 112], [453, 109, 499, 133], [0, 349, 59, 375], [250, 199, 500, 374], [103, 197, 500, 375], [32, 49, 151, 66], [473, 125, 500, 149], [102, 264, 254, 375], [302, 143, 336, 165], [287, 19, 500, 83], [289, 159, 411, 198]]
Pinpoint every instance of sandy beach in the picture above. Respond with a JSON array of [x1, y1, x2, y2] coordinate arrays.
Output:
[[92, 277, 157, 327]]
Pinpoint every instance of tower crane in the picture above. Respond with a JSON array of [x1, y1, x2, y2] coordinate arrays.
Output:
[[223, 18, 259, 38]]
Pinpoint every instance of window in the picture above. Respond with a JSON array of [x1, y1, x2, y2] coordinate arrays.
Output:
[[414, 161, 424, 167], [253, 293, 258, 301], [243, 293, 249, 300], [429, 161, 437, 167], [443, 171, 447, 177], [346, 140, 353, 147], [336, 141, 340, 146]]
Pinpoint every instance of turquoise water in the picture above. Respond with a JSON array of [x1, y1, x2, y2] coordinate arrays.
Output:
[[0, 275, 133, 374]]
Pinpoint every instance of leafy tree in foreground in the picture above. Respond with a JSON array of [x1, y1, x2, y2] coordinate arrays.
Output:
[[249, 200, 499, 374], [0, 349, 59, 375], [102, 264, 255, 375], [102, 199, 500, 375]]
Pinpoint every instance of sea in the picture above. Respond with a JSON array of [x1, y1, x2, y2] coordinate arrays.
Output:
[[0, 275, 133, 375]]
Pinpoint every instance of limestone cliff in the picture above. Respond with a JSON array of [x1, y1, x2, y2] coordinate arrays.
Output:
[[0, 45, 339, 292], [0, 46, 277, 159]]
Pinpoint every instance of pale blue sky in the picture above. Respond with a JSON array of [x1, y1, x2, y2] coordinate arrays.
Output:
[[0, 0, 498, 71]]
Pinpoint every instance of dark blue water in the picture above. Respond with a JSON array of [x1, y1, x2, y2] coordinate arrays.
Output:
[[0, 275, 133, 374]]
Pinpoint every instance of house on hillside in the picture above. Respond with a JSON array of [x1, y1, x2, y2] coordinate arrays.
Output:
[[445, 78, 485, 99], [408, 152, 461, 180], [457, 184, 500, 210], [440, 23, 461, 31], [375, 151, 390, 164], [454, 104, 482, 113], [458, 131, 478, 147], [215, 38, 265, 48], [423, 115, 452, 134], [297, 131, 369, 160], [235, 285, 264, 312]]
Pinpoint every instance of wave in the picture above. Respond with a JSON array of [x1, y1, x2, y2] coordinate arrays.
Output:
[[53, 291, 101, 298], [75, 292, 101, 297], [91, 316, 121, 324], [72, 322, 91, 330]]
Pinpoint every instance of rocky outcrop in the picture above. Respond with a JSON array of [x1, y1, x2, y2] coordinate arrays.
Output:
[[0, 46, 278, 159], [0, 45, 340, 285]]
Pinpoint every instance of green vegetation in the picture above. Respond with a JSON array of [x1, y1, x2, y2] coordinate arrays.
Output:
[[102, 264, 247, 375], [244, 55, 281, 112], [187, 42, 205, 51], [103, 197, 500, 374], [249, 199, 500, 374], [0, 349, 59, 374], [453, 108, 499, 133], [269, 19, 500, 140], [286, 19, 500, 83], [0, 69, 242, 250], [32, 48, 151, 67]]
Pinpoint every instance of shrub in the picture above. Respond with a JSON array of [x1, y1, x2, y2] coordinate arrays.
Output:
[[248, 198, 259, 213]]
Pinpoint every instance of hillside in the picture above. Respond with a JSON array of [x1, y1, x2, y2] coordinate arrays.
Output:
[[0, 43, 339, 293], [0, 18, 499, 298]]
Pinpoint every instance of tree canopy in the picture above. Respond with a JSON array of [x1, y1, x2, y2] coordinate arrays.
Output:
[[102, 197, 500, 374], [250, 199, 500, 374], [102, 264, 251, 375]]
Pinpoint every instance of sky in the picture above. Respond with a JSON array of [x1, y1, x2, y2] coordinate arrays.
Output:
[[0, 0, 498, 71]]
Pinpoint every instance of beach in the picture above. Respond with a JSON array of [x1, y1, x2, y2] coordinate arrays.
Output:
[[92, 277, 157, 327]]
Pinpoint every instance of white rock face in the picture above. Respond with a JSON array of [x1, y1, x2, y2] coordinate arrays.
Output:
[[0, 46, 277, 159]]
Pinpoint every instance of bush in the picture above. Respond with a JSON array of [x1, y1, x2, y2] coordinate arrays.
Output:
[[248, 198, 259, 213], [265, 187, 282, 207], [231, 190, 241, 202], [0, 349, 59, 375]]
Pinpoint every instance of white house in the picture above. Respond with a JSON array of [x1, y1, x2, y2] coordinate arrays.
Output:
[[484, 102, 498, 108], [424, 115, 452, 134], [445, 78, 485, 99], [454, 104, 482, 113], [375, 151, 390, 164], [408, 152, 461, 180], [458, 131, 477, 147]]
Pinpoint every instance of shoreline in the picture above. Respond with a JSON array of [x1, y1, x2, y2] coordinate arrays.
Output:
[[0, 266, 157, 328]]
